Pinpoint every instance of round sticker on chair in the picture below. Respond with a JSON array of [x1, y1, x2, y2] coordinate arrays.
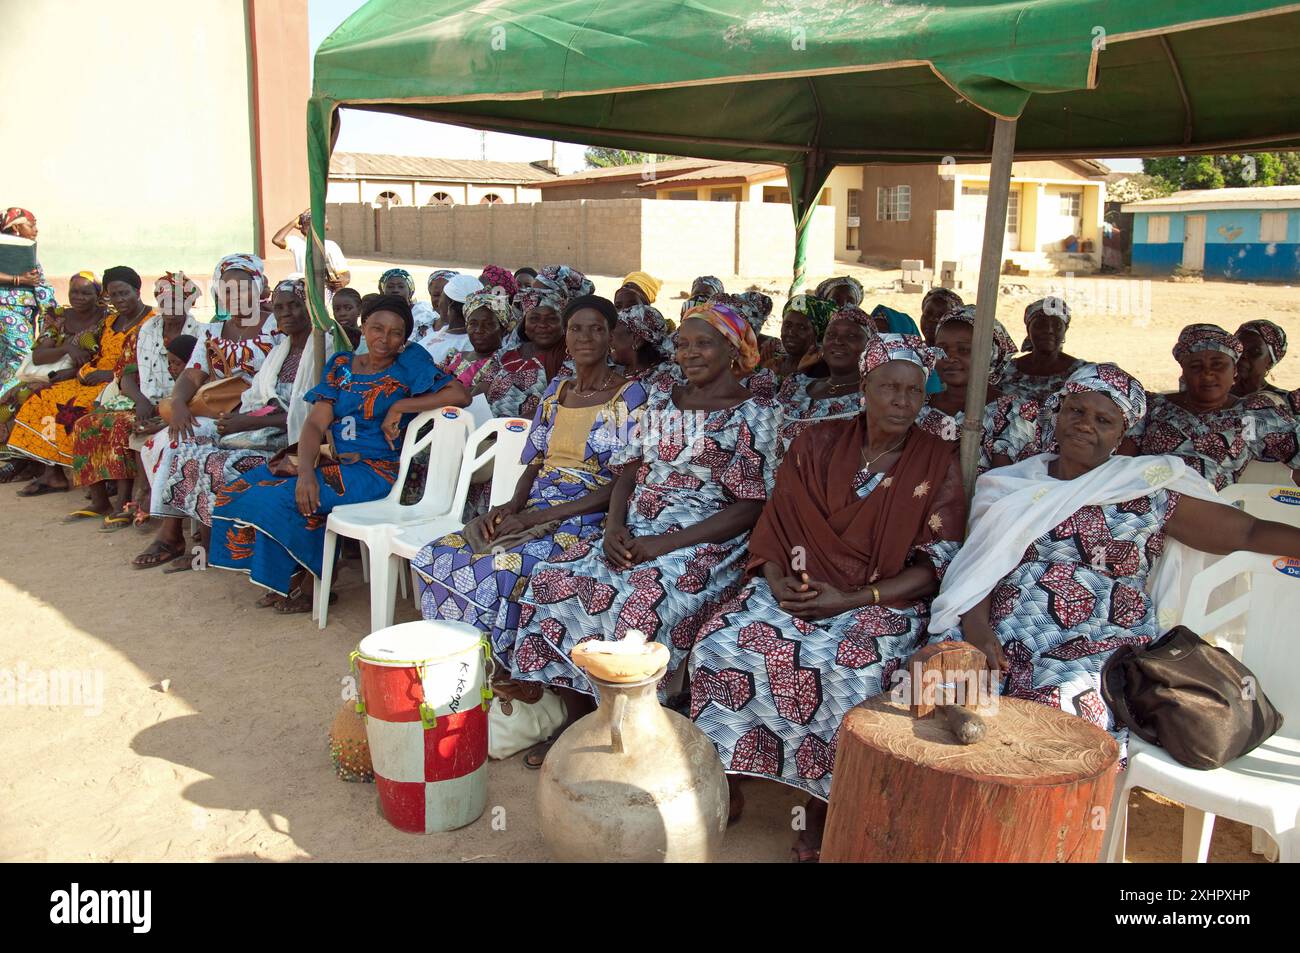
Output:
[[1274, 557, 1300, 579], [441, 408, 460, 419], [1268, 487, 1300, 506], [506, 420, 527, 432]]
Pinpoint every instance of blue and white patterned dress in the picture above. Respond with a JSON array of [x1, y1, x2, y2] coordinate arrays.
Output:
[[916, 393, 1042, 471], [775, 373, 862, 458], [688, 466, 962, 802], [511, 382, 781, 698], [998, 357, 1089, 405]]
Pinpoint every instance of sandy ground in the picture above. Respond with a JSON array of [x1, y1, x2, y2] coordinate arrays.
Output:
[[3, 257, 1287, 862]]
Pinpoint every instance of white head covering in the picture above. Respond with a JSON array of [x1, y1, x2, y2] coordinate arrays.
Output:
[[444, 274, 483, 304]]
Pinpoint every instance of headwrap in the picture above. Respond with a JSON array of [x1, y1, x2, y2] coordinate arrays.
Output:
[[828, 306, 877, 334], [618, 304, 669, 347], [464, 287, 512, 330], [937, 304, 1018, 384], [72, 270, 102, 296], [1045, 362, 1148, 431], [691, 276, 725, 298], [478, 265, 518, 299], [444, 274, 483, 304], [272, 277, 307, 304], [860, 333, 942, 377], [1172, 323, 1243, 364], [621, 271, 661, 304], [212, 253, 267, 301], [427, 269, 459, 292], [921, 287, 963, 313], [379, 268, 415, 299], [712, 291, 773, 334], [681, 301, 761, 374], [782, 294, 836, 341], [565, 294, 619, 329], [680, 293, 711, 318], [815, 275, 864, 306], [1236, 319, 1287, 365], [518, 264, 593, 316], [1022, 296, 1072, 351], [101, 265, 142, 292], [1, 207, 34, 233], [153, 271, 199, 314], [870, 304, 923, 338]]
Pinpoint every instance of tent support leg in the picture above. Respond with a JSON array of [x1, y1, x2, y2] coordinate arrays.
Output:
[[959, 117, 1017, 496]]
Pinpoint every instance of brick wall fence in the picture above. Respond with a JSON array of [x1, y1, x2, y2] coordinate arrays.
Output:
[[327, 199, 833, 278]]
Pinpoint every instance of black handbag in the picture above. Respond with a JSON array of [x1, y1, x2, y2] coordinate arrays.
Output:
[[1100, 626, 1283, 770]]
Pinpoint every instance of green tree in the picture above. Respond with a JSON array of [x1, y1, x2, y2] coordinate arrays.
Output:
[[583, 147, 678, 168], [1143, 151, 1300, 191]]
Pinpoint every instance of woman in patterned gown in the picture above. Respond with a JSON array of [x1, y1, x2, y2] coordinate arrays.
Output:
[[1125, 323, 1300, 490], [133, 254, 278, 568], [999, 297, 1089, 405], [610, 303, 672, 387], [930, 363, 1300, 767], [510, 299, 781, 737], [775, 306, 875, 457], [915, 305, 1041, 471], [689, 334, 965, 861], [772, 294, 835, 381], [1231, 319, 1290, 404]]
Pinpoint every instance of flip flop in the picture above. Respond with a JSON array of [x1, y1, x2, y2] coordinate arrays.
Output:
[[132, 540, 185, 570], [99, 510, 133, 532], [62, 508, 107, 524], [523, 734, 561, 770], [17, 481, 68, 497]]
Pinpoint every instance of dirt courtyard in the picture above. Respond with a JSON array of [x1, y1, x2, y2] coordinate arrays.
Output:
[[2, 260, 1290, 862]]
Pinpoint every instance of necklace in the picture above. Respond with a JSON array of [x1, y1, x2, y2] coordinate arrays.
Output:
[[573, 371, 614, 398], [860, 433, 908, 471], [821, 376, 859, 395]]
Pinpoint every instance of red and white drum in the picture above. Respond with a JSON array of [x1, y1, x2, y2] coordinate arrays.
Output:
[[353, 621, 490, 833]]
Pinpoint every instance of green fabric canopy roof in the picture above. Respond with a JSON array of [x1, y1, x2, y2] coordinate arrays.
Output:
[[305, 0, 1300, 336]]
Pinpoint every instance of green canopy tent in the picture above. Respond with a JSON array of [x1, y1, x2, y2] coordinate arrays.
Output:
[[306, 0, 1300, 490]]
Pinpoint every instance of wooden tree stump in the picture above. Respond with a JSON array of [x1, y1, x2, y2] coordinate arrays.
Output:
[[822, 695, 1120, 863]]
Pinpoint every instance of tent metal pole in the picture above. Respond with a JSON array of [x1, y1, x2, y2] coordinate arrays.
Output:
[[959, 116, 1017, 497]]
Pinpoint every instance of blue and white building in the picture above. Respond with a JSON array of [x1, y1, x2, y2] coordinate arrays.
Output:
[[1122, 185, 1300, 281]]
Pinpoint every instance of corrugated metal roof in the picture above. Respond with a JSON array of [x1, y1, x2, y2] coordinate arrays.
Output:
[[533, 158, 714, 187], [329, 152, 558, 183], [637, 162, 785, 189], [1122, 184, 1300, 213]]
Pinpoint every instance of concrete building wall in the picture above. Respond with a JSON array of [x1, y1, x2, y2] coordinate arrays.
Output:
[[540, 182, 646, 202], [640, 201, 736, 277], [2, 0, 306, 280], [858, 165, 944, 264]]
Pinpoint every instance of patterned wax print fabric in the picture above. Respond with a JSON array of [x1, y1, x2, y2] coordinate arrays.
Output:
[[775, 373, 863, 458], [511, 386, 781, 699], [441, 349, 502, 391], [1130, 393, 1300, 490], [209, 347, 452, 595], [914, 394, 1042, 472], [485, 347, 574, 420], [8, 309, 151, 467], [977, 489, 1184, 760], [413, 378, 648, 663], [0, 265, 57, 404], [998, 357, 1090, 405], [688, 463, 963, 802]]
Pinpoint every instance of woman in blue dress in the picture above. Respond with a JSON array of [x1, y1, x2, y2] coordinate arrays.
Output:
[[209, 295, 469, 611]]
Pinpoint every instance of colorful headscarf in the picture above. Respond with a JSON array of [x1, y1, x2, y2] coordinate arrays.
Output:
[[828, 306, 877, 335], [618, 304, 669, 348], [1025, 296, 1071, 329], [783, 294, 837, 341], [153, 271, 198, 315], [1, 207, 34, 233], [860, 333, 942, 377], [212, 253, 267, 298], [1236, 319, 1287, 365], [938, 304, 1018, 384], [1046, 362, 1147, 430], [621, 271, 662, 304], [815, 275, 864, 306], [464, 287, 513, 330], [691, 276, 726, 298], [518, 265, 593, 316], [380, 268, 415, 299], [712, 291, 773, 334], [72, 270, 102, 296], [681, 301, 760, 374], [427, 269, 459, 292], [272, 276, 307, 304], [1172, 323, 1243, 364], [479, 264, 518, 299]]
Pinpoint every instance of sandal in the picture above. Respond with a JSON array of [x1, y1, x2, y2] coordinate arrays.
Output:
[[273, 589, 337, 614], [791, 843, 821, 864], [523, 734, 561, 770], [254, 591, 282, 609], [162, 552, 195, 574], [17, 480, 68, 497], [62, 508, 108, 524], [132, 540, 185, 569], [0, 461, 36, 484], [99, 509, 133, 532]]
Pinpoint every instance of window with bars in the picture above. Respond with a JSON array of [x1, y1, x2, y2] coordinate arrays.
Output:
[[876, 185, 911, 222]]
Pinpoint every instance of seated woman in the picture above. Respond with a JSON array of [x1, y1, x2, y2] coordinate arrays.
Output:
[[612, 271, 661, 311], [704, 291, 781, 394], [11, 266, 153, 497], [0, 208, 58, 475], [331, 288, 363, 349], [814, 275, 864, 310], [418, 274, 480, 366], [869, 304, 923, 338], [1232, 319, 1289, 404], [998, 297, 1088, 404], [772, 294, 835, 380], [380, 268, 436, 339], [917, 288, 962, 396], [679, 275, 725, 319], [425, 269, 458, 331], [1127, 323, 1300, 490], [690, 333, 965, 861], [930, 362, 1300, 759], [441, 287, 508, 390], [208, 294, 469, 610], [510, 299, 780, 723], [134, 254, 278, 568], [147, 279, 325, 582], [414, 294, 645, 668], [610, 303, 671, 385], [486, 265, 592, 419], [775, 306, 875, 456], [70, 272, 200, 527], [916, 305, 1041, 470], [0, 270, 100, 484]]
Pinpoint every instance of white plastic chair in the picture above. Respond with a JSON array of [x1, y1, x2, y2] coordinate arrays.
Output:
[[314, 407, 474, 631], [1220, 482, 1300, 527], [389, 417, 533, 620], [1103, 550, 1300, 863], [1238, 460, 1297, 488]]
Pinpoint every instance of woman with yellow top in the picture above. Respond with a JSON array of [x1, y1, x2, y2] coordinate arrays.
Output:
[[10, 266, 152, 496]]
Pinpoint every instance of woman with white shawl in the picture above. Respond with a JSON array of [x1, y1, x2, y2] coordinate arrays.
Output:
[[144, 279, 327, 578], [930, 363, 1300, 756]]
